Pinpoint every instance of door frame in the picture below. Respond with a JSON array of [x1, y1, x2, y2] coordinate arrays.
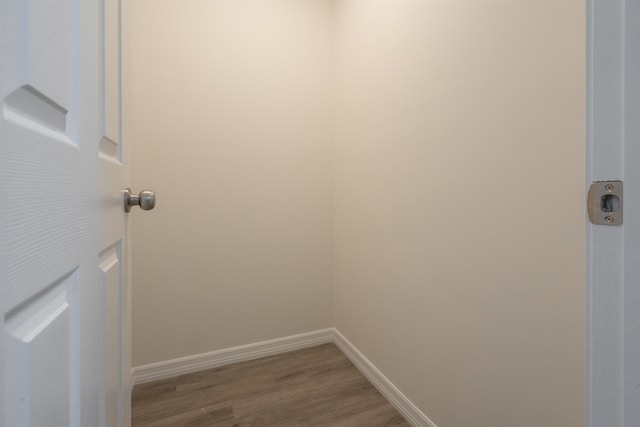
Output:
[[94, 1, 640, 424], [586, 0, 639, 425]]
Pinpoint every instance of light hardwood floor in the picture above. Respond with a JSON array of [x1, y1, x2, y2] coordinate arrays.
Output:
[[132, 343, 410, 426]]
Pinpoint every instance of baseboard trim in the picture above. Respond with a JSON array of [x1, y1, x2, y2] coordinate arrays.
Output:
[[333, 329, 437, 427], [132, 328, 334, 385], [132, 327, 436, 427]]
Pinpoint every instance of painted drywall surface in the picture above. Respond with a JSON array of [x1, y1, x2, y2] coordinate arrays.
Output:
[[133, 1, 586, 425], [332, 1, 585, 427], [131, 0, 334, 366]]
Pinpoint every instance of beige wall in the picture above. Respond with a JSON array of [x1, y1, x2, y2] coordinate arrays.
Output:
[[332, 1, 585, 427], [131, 0, 334, 366], [132, 1, 585, 425]]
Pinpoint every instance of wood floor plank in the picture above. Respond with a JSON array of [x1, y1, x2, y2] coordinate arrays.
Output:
[[132, 343, 410, 426], [135, 402, 235, 427]]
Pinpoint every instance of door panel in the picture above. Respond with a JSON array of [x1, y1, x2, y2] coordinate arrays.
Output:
[[1, 0, 131, 425], [4, 273, 77, 427], [101, 0, 121, 161], [99, 242, 122, 427], [5, 0, 71, 121]]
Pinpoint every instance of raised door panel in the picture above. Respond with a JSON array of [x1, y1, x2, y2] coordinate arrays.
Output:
[[99, 244, 122, 427], [100, 0, 121, 161], [3, 0, 73, 143], [3, 273, 78, 427]]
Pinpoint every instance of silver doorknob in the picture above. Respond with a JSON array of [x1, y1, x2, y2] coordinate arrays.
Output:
[[124, 188, 156, 212]]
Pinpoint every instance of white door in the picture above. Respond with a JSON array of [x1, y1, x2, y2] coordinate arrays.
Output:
[[0, 0, 133, 426], [587, 1, 640, 426]]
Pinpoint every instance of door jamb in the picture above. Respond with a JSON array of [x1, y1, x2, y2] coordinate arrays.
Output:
[[586, 0, 640, 425]]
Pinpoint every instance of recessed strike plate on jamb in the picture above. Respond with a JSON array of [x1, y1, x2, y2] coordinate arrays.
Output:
[[588, 181, 623, 226]]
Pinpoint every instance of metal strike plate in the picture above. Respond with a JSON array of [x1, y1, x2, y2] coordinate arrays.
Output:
[[587, 181, 623, 225]]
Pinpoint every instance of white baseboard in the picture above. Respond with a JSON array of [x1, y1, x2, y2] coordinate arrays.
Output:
[[132, 328, 334, 385], [333, 329, 437, 427], [132, 327, 436, 427]]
